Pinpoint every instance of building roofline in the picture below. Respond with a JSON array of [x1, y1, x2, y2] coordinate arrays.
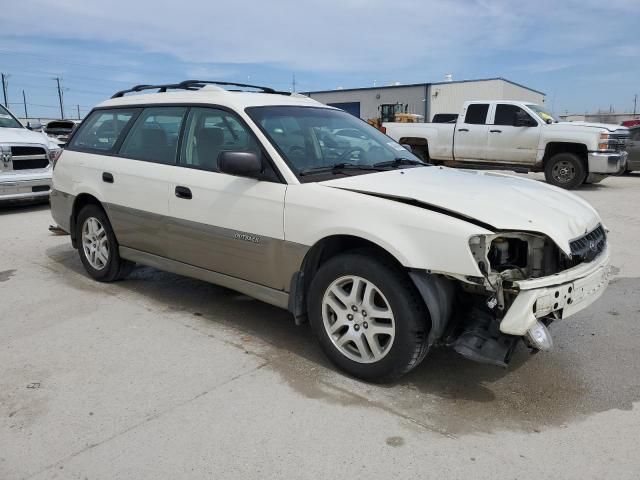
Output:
[[304, 83, 428, 95], [305, 77, 545, 96]]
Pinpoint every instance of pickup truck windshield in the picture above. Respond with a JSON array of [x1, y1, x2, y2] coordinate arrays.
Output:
[[246, 106, 423, 177], [526, 104, 558, 123], [0, 105, 23, 129]]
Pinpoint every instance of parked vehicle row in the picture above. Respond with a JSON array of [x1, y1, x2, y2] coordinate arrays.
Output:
[[0, 105, 62, 203], [50, 81, 611, 381], [383, 100, 630, 189]]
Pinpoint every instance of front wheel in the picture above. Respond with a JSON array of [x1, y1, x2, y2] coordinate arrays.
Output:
[[308, 252, 430, 383], [544, 153, 586, 189]]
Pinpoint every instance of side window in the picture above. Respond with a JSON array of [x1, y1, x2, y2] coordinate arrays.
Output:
[[119, 107, 186, 164], [494, 104, 535, 126], [464, 104, 489, 125], [180, 107, 261, 172], [68, 109, 137, 151]]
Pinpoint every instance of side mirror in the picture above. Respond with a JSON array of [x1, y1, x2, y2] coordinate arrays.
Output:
[[401, 143, 413, 152], [218, 151, 262, 177], [26, 121, 43, 131], [514, 111, 536, 127]]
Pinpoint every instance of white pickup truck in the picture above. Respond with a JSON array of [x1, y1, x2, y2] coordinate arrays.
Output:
[[384, 100, 629, 189]]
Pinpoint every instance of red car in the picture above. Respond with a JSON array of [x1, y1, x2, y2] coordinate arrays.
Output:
[[622, 119, 640, 127]]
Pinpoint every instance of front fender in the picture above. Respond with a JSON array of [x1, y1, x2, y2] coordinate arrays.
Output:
[[284, 183, 490, 277]]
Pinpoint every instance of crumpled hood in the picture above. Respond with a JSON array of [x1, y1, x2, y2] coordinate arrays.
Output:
[[0, 127, 58, 148], [320, 167, 601, 254]]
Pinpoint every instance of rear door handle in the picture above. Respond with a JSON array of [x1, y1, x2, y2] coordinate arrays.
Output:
[[102, 172, 114, 183], [458, 128, 469, 132], [175, 186, 192, 199], [490, 129, 502, 133]]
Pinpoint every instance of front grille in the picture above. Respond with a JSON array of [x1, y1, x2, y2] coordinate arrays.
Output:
[[608, 131, 629, 152], [569, 224, 607, 264], [12, 158, 50, 170], [11, 146, 47, 157], [8, 146, 50, 170]]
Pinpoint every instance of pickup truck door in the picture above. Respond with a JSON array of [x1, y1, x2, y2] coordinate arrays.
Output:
[[167, 107, 288, 290], [487, 104, 540, 163], [453, 103, 489, 161]]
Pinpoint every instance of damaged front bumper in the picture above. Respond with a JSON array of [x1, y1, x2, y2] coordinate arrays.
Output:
[[500, 245, 611, 336]]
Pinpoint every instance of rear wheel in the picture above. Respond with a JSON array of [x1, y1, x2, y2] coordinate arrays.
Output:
[[544, 153, 586, 189], [308, 251, 430, 383], [76, 204, 134, 282]]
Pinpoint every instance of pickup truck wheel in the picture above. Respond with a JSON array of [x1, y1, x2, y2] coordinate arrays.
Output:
[[76, 204, 134, 282], [308, 251, 430, 383], [544, 153, 586, 189]]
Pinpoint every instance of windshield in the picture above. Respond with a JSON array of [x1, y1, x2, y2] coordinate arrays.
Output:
[[526, 104, 558, 123], [0, 105, 23, 129], [246, 106, 423, 179]]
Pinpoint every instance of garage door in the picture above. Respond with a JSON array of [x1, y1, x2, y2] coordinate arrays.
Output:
[[327, 102, 361, 118]]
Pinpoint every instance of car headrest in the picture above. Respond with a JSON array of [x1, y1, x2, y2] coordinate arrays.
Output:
[[141, 128, 167, 146], [197, 127, 224, 147]]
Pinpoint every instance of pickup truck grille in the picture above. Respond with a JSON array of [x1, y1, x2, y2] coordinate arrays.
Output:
[[607, 131, 629, 152], [9, 146, 50, 170], [569, 224, 606, 264]]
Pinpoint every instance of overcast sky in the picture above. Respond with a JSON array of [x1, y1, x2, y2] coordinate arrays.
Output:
[[1, 0, 638, 118]]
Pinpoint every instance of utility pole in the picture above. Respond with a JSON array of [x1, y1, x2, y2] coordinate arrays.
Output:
[[634, 94, 638, 118], [22, 90, 28, 118], [1, 73, 8, 108], [77, 104, 81, 120], [292, 74, 296, 93], [55, 77, 64, 119]]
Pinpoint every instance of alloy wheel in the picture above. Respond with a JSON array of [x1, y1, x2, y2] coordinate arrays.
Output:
[[81, 217, 109, 270], [321, 275, 395, 363]]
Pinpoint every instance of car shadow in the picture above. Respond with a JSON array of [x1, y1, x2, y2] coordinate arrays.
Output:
[[0, 201, 50, 215], [45, 243, 640, 434]]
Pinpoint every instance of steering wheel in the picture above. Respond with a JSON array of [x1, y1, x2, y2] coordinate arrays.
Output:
[[338, 147, 366, 163]]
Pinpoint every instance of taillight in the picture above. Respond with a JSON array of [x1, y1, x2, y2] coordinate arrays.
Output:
[[379, 126, 387, 134]]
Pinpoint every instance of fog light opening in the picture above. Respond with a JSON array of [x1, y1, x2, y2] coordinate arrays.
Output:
[[525, 321, 553, 351]]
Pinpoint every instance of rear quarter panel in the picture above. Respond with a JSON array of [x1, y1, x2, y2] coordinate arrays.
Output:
[[383, 123, 454, 160]]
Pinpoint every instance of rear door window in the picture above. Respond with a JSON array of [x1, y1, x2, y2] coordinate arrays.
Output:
[[68, 109, 138, 152], [119, 107, 187, 165], [464, 104, 489, 125]]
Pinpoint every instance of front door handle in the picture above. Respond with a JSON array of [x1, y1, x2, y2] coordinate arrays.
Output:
[[490, 129, 502, 133], [102, 172, 114, 183], [458, 128, 469, 132], [175, 186, 192, 199]]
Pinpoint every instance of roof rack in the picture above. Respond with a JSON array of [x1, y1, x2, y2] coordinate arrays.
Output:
[[111, 80, 286, 98]]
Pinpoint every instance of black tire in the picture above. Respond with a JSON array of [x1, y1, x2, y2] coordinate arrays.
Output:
[[544, 153, 587, 189], [76, 204, 134, 282], [308, 251, 430, 383]]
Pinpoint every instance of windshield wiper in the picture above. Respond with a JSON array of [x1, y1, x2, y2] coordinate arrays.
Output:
[[299, 163, 386, 176], [373, 157, 428, 169]]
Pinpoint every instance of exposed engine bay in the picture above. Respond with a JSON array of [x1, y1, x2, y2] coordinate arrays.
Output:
[[416, 226, 608, 367]]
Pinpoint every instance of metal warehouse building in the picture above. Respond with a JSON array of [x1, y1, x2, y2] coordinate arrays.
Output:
[[305, 77, 545, 122]]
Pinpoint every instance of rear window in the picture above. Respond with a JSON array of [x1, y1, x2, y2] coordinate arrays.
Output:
[[68, 109, 138, 152], [464, 104, 489, 125]]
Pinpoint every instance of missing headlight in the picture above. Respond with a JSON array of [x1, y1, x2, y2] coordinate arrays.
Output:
[[488, 237, 528, 272]]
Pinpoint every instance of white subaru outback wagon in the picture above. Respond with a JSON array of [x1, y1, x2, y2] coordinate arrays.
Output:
[[51, 81, 610, 382]]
